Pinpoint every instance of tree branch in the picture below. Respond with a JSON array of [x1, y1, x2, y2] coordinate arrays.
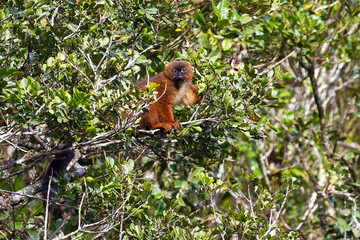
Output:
[[0, 166, 86, 209]]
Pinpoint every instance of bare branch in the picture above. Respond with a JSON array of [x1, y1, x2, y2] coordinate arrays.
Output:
[[0, 166, 86, 210]]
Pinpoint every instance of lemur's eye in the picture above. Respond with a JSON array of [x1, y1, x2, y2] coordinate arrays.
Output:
[[181, 68, 187, 73], [172, 69, 177, 73]]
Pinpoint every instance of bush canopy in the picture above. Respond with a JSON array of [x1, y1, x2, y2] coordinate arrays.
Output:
[[0, 0, 359, 239]]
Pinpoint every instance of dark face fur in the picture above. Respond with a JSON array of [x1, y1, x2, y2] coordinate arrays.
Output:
[[171, 65, 188, 83], [165, 61, 193, 84]]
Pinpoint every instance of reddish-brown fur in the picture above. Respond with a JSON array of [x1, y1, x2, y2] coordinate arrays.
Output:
[[135, 61, 202, 132]]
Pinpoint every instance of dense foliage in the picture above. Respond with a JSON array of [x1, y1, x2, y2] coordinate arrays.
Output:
[[0, 0, 359, 239]]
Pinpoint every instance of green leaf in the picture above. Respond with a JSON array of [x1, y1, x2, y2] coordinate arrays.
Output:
[[57, 89, 71, 104], [223, 90, 234, 108], [230, 8, 241, 22], [145, 7, 157, 15], [47, 57, 55, 67], [154, 192, 163, 199], [14, 177, 25, 191], [221, 27, 242, 39], [238, 15, 252, 24], [144, 179, 152, 193], [11, 71, 24, 77], [136, 55, 148, 64], [195, 10, 206, 26], [20, 78, 28, 90], [221, 39, 232, 51], [267, 123, 278, 132], [0, 67, 16, 77], [90, 24, 98, 31], [197, 33, 209, 46], [123, 159, 134, 174], [193, 126, 202, 132], [106, 157, 114, 168], [335, 218, 351, 232], [208, 47, 221, 62], [26, 28, 36, 36], [178, 197, 186, 206], [67, 23, 77, 32], [338, 208, 351, 217], [174, 180, 182, 188], [212, 0, 220, 18], [28, 230, 40, 240], [212, 0, 229, 20], [102, 182, 117, 191], [272, 83, 283, 89]]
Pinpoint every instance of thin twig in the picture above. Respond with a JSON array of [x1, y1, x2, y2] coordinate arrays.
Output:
[[63, 19, 84, 40], [125, 45, 157, 70], [262, 184, 291, 237], [44, 171, 53, 240], [66, 58, 94, 88], [51, 4, 63, 27]]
